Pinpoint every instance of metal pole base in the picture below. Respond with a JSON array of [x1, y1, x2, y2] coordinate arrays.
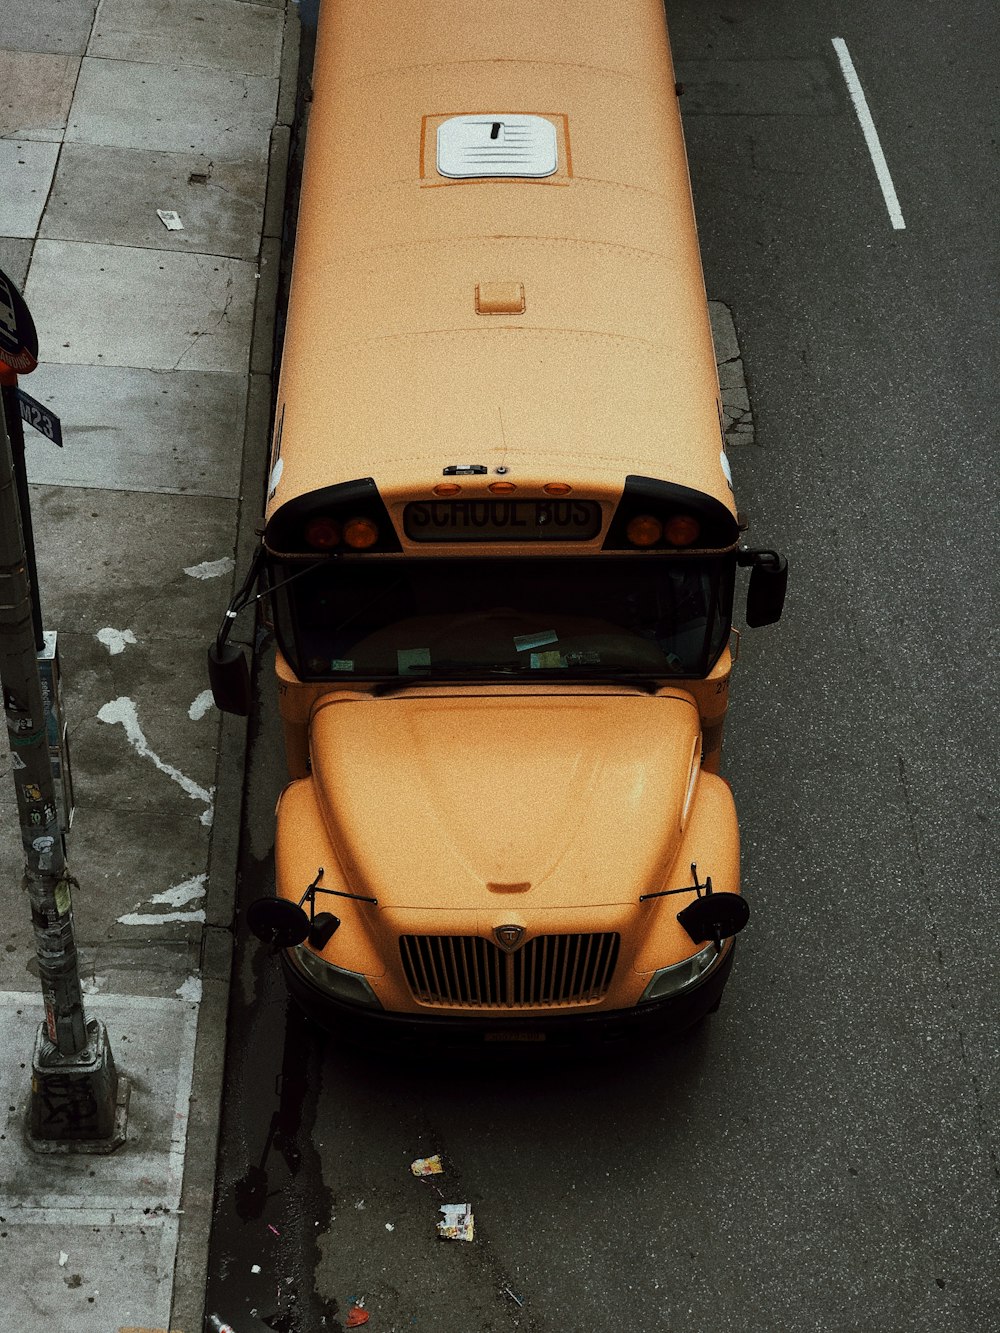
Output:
[[26, 1018, 129, 1154]]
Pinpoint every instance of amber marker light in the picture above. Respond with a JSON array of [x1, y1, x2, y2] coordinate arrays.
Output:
[[488, 481, 517, 495], [433, 483, 462, 496], [626, 514, 663, 547], [664, 514, 701, 546], [305, 517, 341, 549], [543, 482, 572, 495], [343, 517, 379, 549]]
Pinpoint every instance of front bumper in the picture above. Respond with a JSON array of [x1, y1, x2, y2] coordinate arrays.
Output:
[[280, 943, 735, 1053]]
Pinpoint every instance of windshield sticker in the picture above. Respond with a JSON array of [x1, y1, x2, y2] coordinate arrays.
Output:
[[565, 650, 601, 665], [397, 647, 431, 673], [331, 659, 354, 671], [514, 630, 558, 652], [530, 650, 566, 669]]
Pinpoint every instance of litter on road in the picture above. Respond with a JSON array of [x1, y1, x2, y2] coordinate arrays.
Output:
[[437, 1203, 475, 1241], [156, 209, 184, 230], [346, 1306, 370, 1327], [410, 1154, 443, 1176]]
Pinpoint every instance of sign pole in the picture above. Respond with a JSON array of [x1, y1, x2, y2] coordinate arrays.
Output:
[[0, 267, 125, 1150], [1, 371, 43, 649]]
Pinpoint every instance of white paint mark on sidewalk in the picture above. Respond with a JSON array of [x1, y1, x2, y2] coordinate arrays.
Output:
[[118, 874, 207, 927], [175, 976, 203, 1003], [184, 556, 234, 580], [188, 689, 215, 721], [97, 697, 214, 812], [97, 627, 137, 656], [832, 37, 906, 230], [117, 908, 207, 927], [151, 873, 207, 909]]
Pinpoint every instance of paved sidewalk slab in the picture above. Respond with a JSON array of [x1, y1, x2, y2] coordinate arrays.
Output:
[[91, 0, 284, 76], [0, 0, 97, 57], [0, 140, 60, 237], [0, 50, 80, 141], [23, 364, 247, 496], [0, 992, 198, 1332], [0, 484, 239, 980], [2, 1211, 179, 1333], [41, 143, 267, 259], [68, 57, 278, 158], [26, 241, 258, 372], [0, 237, 31, 288]]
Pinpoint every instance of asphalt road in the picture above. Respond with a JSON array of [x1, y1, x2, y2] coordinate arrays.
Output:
[[205, 3, 999, 1330]]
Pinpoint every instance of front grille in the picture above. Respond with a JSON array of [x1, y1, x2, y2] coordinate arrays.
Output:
[[400, 933, 620, 1009]]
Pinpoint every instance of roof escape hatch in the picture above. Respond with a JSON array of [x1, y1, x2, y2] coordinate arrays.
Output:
[[436, 114, 558, 179]]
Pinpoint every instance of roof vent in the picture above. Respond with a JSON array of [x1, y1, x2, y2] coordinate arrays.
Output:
[[436, 115, 558, 179]]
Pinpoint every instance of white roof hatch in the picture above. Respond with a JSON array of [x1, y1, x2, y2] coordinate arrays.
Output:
[[436, 114, 558, 179]]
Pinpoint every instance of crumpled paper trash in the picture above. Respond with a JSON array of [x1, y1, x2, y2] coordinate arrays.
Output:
[[437, 1203, 474, 1241]]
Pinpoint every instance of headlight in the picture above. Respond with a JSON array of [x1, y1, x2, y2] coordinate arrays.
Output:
[[639, 942, 725, 1003], [291, 946, 383, 1009]]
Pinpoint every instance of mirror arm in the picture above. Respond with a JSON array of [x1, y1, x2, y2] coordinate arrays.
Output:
[[214, 545, 265, 653], [737, 546, 782, 569], [299, 867, 378, 910]]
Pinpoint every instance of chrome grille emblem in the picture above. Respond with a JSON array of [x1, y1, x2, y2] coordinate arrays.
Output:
[[493, 924, 525, 952]]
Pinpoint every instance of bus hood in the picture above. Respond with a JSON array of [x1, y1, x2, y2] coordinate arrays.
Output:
[[308, 689, 703, 911]]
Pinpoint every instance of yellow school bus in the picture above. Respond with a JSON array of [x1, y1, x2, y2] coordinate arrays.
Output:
[[210, 0, 786, 1048]]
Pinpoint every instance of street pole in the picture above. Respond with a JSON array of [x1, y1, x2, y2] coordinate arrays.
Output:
[[1, 375, 44, 650], [0, 380, 125, 1150]]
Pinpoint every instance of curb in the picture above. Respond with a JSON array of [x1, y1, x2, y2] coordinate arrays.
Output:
[[170, 7, 300, 1330]]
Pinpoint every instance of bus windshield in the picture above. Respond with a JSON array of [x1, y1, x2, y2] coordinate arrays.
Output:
[[269, 555, 734, 682]]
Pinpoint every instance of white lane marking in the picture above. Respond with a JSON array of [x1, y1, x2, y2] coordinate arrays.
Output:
[[97, 696, 214, 812], [832, 37, 906, 230], [188, 688, 214, 721], [184, 556, 234, 580], [97, 627, 137, 655]]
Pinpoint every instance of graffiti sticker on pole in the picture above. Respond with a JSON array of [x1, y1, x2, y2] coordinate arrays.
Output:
[[0, 266, 38, 375]]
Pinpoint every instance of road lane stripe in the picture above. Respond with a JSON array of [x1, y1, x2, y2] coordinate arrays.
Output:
[[832, 37, 906, 230]]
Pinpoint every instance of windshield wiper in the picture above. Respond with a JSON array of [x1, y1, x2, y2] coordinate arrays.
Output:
[[372, 663, 524, 694], [371, 662, 663, 695]]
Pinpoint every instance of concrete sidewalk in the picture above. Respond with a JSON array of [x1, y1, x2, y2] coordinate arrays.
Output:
[[0, 2, 297, 1330]]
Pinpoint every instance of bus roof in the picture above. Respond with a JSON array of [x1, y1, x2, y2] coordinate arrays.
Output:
[[267, 0, 734, 526]]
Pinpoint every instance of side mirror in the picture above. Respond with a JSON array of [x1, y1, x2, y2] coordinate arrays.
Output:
[[208, 642, 251, 715], [247, 896, 310, 949], [744, 550, 787, 627], [677, 890, 750, 944]]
